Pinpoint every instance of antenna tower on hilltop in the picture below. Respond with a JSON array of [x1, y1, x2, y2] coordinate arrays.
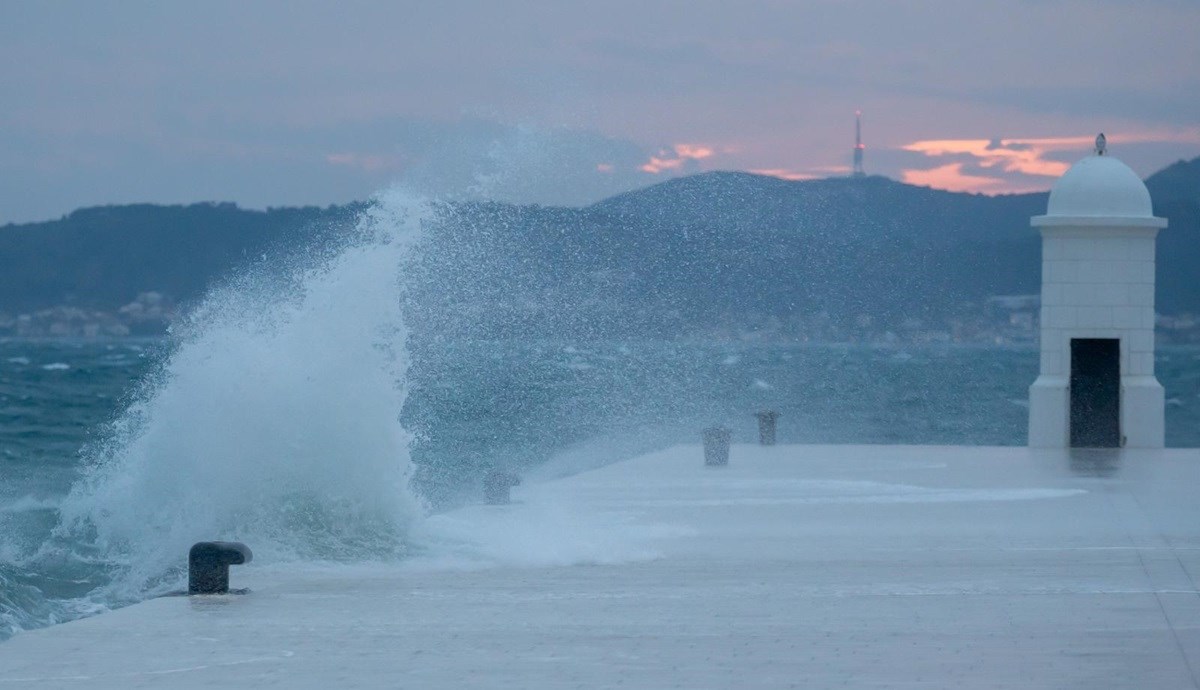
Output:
[[852, 111, 865, 177]]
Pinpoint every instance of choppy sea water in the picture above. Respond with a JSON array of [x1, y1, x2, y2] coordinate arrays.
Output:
[[1, 337, 1197, 640]]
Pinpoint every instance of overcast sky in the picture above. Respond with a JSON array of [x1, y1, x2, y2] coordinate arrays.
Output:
[[2, 0, 1198, 223]]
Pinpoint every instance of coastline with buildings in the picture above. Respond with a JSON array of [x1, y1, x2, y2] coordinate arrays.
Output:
[[5, 291, 1198, 345], [0, 292, 176, 339]]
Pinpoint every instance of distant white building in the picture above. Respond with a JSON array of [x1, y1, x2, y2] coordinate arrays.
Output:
[[1028, 136, 1167, 448]]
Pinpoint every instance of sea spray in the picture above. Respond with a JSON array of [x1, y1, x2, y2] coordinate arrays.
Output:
[[49, 189, 429, 605]]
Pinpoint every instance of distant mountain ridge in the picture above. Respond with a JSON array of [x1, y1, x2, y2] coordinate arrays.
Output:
[[1, 157, 1196, 340], [1145, 157, 1200, 204]]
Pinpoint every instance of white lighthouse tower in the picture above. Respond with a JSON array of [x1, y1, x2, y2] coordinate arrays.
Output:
[[1028, 135, 1167, 448]]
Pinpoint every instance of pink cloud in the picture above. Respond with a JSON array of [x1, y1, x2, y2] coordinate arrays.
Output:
[[901, 163, 1006, 193], [748, 168, 820, 181], [901, 137, 1078, 178], [899, 129, 1200, 193], [673, 144, 714, 159], [640, 143, 716, 174]]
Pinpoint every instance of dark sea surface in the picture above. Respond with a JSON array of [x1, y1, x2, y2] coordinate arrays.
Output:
[[1, 338, 1197, 639]]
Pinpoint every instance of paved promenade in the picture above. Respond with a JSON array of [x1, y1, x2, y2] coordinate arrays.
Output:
[[1, 444, 1198, 688]]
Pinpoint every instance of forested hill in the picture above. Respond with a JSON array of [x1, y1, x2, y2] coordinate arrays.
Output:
[[0, 202, 361, 314], [1, 157, 1196, 340]]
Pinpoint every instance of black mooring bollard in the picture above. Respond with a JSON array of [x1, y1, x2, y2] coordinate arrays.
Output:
[[188, 542, 252, 594], [702, 426, 731, 467], [755, 410, 779, 446], [484, 470, 521, 505]]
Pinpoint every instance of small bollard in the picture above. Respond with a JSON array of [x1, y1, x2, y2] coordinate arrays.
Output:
[[189, 542, 252, 595], [702, 426, 731, 467], [755, 410, 779, 446], [484, 469, 521, 505]]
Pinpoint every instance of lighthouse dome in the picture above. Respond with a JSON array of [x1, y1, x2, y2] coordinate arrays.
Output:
[[1044, 154, 1154, 219]]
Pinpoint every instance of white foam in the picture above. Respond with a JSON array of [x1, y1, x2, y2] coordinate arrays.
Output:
[[51, 188, 430, 601], [411, 495, 687, 569], [586, 477, 1085, 507], [612, 487, 1086, 507], [0, 496, 61, 514], [40, 363, 69, 371]]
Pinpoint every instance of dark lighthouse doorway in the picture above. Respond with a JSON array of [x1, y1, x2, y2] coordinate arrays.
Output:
[[1069, 339, 1121, 448]]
